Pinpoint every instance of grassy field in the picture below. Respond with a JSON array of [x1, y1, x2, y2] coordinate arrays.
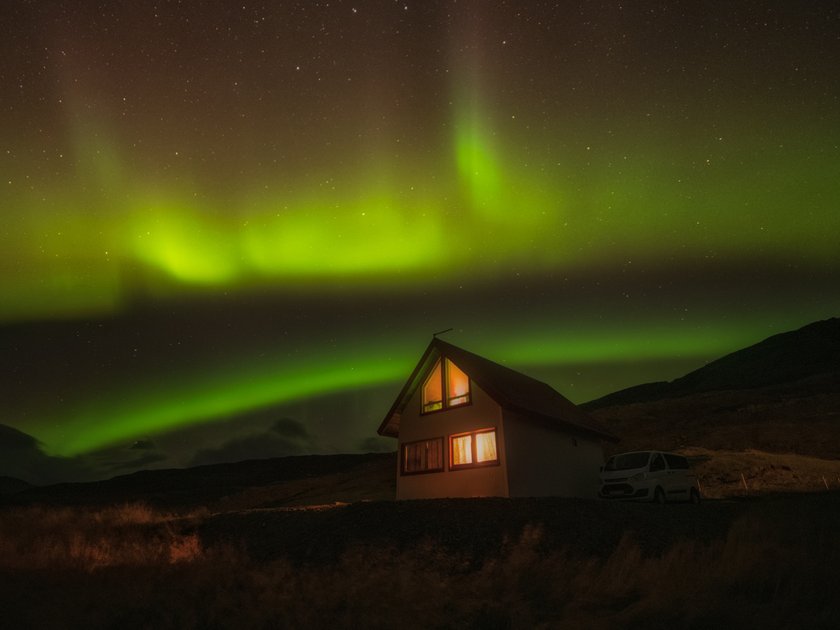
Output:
[[687, 448, 840, 498], [4, 447, 840, 628], [2, 494, 840, 629]]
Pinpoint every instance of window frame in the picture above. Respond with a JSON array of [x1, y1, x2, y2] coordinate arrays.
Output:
[[649, 453, 666, 472], [421, 357, 472, 415], [663, 453, 689, 470], [449, 428, 500, 471], [400, 436, 445, 476]]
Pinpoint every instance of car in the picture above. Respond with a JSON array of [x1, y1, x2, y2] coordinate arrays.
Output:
[[599, 450, 701, 503]]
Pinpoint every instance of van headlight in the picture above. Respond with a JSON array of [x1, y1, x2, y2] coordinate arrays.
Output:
[[628, 472, 646, 482]]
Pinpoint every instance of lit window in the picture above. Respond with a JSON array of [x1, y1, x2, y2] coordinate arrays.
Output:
[[422, 360, 443, 412], [402, 438, 444, 474], [450, 429, 498, 469], [447, 360, 470, 406], [451, 434, 473, 466], [422, 358, 471, 413], [476, 430, 498, 462]]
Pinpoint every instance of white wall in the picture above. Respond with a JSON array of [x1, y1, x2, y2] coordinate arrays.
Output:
[[396, 381, 508, 500], [502, 410, 604, 498]]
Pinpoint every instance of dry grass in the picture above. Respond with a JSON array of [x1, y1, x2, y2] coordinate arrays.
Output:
[[684, 448, 840, 498], [0, 503, 206, 570], [2, 499, 839, 629]]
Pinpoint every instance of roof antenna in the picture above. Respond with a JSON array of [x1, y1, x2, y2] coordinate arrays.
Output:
[[432, 327, 454, 338]]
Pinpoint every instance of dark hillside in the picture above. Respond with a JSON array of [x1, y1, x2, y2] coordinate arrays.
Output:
[[2, 452, 395, 510], [585, 317, 840, 410], [0, 476, 31, 495]]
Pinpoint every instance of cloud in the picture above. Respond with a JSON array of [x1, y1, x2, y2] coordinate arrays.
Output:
[[79, 439, 171, 477], [0, 423, 173, 484], [0, 424, 92, 485], [0, 424, 39, 450], [88, 451, 169, 474], [270, 417, 309, 440], [189, 417, 312, 467]]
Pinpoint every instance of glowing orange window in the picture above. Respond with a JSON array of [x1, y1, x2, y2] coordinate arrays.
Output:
[[451, 434, 473, 466], [422, 360, 443, 412], [450, 429, 498, 469], [423, 357, 470, 413], [475, 430, 498, 462], [446, 360, 470, 407]]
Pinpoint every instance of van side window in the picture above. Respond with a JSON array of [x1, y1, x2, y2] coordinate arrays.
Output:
[[650, 454, 666, 472], [664, 454, 689, 470]]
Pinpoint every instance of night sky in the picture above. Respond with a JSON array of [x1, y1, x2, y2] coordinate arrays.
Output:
[[2, 1, 838, 483]]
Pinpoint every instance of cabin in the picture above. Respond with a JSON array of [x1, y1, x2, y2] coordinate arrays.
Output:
[[378, 338, 619, 500]]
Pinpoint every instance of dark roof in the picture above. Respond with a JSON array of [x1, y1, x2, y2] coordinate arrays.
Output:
[[377, 338, 618, 442]]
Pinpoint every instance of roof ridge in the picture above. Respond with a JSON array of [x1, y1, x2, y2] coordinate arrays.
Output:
[[431, 338, 552, 384], [378, 338, 618, 442]]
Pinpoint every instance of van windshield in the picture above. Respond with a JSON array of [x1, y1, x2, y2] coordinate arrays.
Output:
[[605, 452, 651, 471]]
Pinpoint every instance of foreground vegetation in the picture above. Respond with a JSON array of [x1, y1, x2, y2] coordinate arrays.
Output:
[[2, 495, 839, 629]]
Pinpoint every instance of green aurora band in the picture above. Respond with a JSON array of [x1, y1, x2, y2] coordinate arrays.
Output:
[[5, 103, 839, 323], [28, 317, 812, 457]]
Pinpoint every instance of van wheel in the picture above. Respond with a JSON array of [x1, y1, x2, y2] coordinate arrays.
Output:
[[689, 488, 701, 504], [654, 487, 666, 505]]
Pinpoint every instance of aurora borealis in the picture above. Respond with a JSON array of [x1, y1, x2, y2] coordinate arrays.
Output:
[[2, 1, 839, 481]]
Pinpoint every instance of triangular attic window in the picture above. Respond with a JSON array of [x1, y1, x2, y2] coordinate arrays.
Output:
[[422, 358, 471, 413]]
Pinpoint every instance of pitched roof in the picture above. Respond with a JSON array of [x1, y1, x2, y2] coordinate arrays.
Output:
[[377, 338, 619, 442]]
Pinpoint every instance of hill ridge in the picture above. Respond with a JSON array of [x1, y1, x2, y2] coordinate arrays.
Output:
[[584, 317, 840, 410]]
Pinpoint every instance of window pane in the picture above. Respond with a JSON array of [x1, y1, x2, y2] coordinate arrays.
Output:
[[476, 431, 497, 463], [428, 439, 442, 470], [664, 454, 689, 470], [650, 454, 666, 472], [422, 360, 443, 411], [446, 359, 470, 406], [404, 443, 419, 472], [404, 438, 443, 473], [451, 435, 473, 466]]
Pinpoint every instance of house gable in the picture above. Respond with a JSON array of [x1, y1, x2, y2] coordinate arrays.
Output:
[[378, 338, 618, 442], [397, 371, 508, 498]]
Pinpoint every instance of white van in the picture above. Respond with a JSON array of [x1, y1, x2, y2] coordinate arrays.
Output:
[[599, 451, 701, 503]]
